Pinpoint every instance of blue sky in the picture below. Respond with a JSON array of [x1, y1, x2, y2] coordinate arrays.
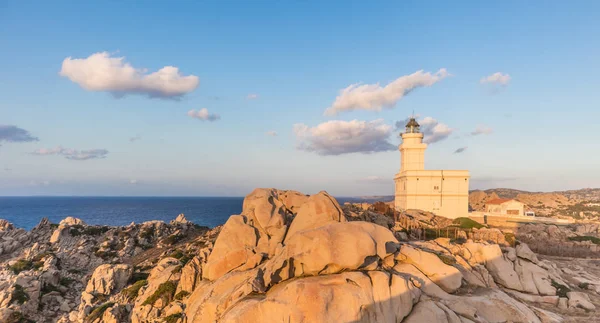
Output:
[[1, 1, 599, 196]]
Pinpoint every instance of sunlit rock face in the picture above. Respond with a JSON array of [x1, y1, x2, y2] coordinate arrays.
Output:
[[1, 188, 598, 322]]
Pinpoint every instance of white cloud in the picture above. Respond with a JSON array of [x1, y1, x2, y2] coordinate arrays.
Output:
[[32, 146, 109, 160], [419, 117, 454, 144], [324, 69, 450, 116], [293, 119, 396, 155], [266, 131, 277, 137], [0, 125, 39, 144], [187, 108, 220, 122], [395, 116, 453, 144], [129, 179, 138, 185], [454, 147, 468, 154], [480, 72, 511, 86], [246, 93, 259, 100], [60, 52, 199, 98], [471, 125, 493, 136]]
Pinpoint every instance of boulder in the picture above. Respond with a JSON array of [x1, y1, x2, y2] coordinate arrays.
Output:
[[263, 221, 398, 287], [514, 259, 555, 296], [399, 245, 463, 293], [516, 243, 538, 263], [85, 264, 132, 295], [284, 191, 345, 242], [220, 271, 418, 323], [567, 291, 596, 310]]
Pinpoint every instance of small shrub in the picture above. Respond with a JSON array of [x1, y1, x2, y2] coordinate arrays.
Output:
[[130, 272, 150, 284], [169, 250, 184, 259], [10, 284, 29, 305], [140, 228, 154, 240], [450, 237, 467, 245], [452, 217, 484, 229], [171, 265, 183, 274], [162, 234, 184, 246], [122, 280, 147, 301], [59, 277, 75, 287], [436, 254, 457, 266], [579, 282, 590, 289], [69, 225, 84, 236], [551, 280, 571, 298], [164, 312, 183, 323], [142, 281, 177, 306], [9, 259, 34, 274], [85, 302, 115, 323], [6, 311, 35, 323], [84, 226, 110, 236], [504, 233, 517, 247], [94, 250, 117, 260], [174, 290, 190, 300], [568, 236, 600, 245], [41, 283, 61, 296]]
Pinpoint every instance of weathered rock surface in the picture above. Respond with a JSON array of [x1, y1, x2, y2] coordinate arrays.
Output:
[[1, 188, 599, 322]]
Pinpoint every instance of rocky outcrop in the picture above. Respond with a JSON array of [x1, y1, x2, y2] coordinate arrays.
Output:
[[1, 188, 599, 322]]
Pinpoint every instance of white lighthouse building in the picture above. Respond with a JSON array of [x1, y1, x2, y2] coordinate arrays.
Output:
[[394, 117, 470, 219]]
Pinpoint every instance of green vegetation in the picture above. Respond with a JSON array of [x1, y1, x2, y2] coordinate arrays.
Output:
[[10, 284, 29, 305], [551, 280, 571, 298], [171, 265, 183, 274], [452, 217, 484, 229], [436, 254, 457, 266], [130, 272, 150, 283], [164, 313, 183, 323], [94, 249, 118, 260], [41, 283, 61, 296], [9, 259, 41, 274], [579, 282, 590, 289], [568, 236, 600, 245], [142, 281, 177, 306], [6, 311, 35, 323], [122, 280, 148, 301], [174, 290, 190, 300], [169, 250, 184, 259], [59, 277, 75, 287], [85, 302, 115, 323], [504, 232, 517, 247], [140, 228, 154, 240], [162, 234, 184, 246]]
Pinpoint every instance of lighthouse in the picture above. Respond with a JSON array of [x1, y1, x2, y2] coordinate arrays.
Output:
[[394, 117, 470, 219]]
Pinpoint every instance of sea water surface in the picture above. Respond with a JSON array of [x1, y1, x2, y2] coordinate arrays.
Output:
[[0, 196, 361, 230]]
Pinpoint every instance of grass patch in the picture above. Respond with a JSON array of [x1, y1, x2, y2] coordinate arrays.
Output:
[[85, 302, 114, 323], [10, 284, 29, 305], [164, 312, 183, 323], [142, 281, 177, 306], [130, 272, 150, 284], [452, 217, 484, 229], [568, 236, 600, 245], [9, 259, 36, 274], [174, 290, 190, 300], [169, 250, 184, 259], [122, 280, 147, 301], [551, 280, 571, 298]]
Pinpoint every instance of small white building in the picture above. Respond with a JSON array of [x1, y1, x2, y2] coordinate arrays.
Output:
[[485, 198, 525, 216]]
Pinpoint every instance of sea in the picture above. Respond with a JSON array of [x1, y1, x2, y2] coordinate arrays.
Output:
[[0, 196, 363, 230]]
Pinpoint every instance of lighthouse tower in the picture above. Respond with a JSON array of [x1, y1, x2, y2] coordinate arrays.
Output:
[[394, 117, 470, 219]]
